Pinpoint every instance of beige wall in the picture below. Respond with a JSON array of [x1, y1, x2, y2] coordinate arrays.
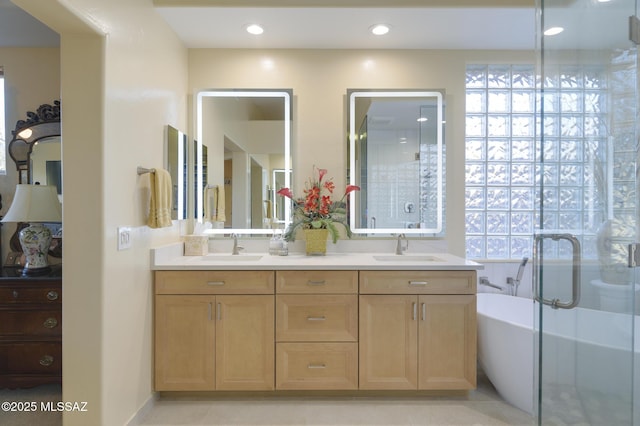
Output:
[[13, 0, 188, 425], [0, 47, 60, 259], [189, 49, 534, 255]]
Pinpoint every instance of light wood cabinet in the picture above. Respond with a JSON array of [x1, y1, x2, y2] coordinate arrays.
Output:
[[154, 268, 477, 393], [359, 271, 476, 391], [154, 271, 274, 391], [275, 270, 359, 390]]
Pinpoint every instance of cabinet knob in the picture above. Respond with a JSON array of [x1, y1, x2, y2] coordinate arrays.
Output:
[[12, 290, 19, 299], [39, 355, 54, 367], [46, 291, 59, 301], [43, 317, 59, 329]]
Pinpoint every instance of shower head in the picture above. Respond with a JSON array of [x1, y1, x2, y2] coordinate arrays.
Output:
[[516, 257, 529, 282]]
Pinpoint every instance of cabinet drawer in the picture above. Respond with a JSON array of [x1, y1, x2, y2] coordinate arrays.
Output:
[[0, 287, 61, 304], [276, 295, 357, 342], [155, 271, 274, 294], [360, 271, 476, 294], [276, 271, 358, 294], [0, 311, 61, 337], [0, 343, 62, 374], [276, 343, 358, 390]]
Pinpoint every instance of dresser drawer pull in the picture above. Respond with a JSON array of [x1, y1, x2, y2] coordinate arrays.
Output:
[[307, 364, 326, 369], [43, 318, 59, 329], [307, 280, 326, 286], [46, 291, 59, 301], [207, 281, 226, 286], [39, 355, 54, 367], [408, 281, 428, 286], [307, 316, 326, 321], [13, 290, 19, 299]]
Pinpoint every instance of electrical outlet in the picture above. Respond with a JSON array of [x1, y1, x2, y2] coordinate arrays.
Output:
[[118, 227, 132, 250]]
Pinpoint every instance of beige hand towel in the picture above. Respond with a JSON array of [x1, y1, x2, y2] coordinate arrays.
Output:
[[203, 186, 215, 222], [215, 185, 226, 222], [147, 168, 173, 229]]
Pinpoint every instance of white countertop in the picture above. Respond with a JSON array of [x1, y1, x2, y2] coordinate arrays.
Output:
[[151, 243, 482, 271]]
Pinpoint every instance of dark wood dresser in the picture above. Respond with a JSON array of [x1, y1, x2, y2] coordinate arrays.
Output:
[[0, 265, 62, 388]]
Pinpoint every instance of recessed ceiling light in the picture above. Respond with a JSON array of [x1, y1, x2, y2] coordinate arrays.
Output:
[[246, 24, 264, 35], [370, 24, 390, 36], [544, 26, 564, 36]]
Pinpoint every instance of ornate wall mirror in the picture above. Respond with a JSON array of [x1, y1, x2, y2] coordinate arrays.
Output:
[[8, 100, 61, 186], [196, 89, 292, 235], [7, 100, 62, 258], [348, 90, 445, 235]]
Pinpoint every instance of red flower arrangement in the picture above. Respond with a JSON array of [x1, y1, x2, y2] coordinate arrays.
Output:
[[277, 167, 360, 243]]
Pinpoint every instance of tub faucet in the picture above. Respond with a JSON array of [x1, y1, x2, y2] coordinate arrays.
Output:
[[395, 233, 408, 255], [479, 276, 505, 292], [231, 234, 244, 255]]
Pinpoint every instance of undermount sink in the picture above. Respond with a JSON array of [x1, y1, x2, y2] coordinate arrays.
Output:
[[373, 255, 443, 262], [201, 255, 263, 261]]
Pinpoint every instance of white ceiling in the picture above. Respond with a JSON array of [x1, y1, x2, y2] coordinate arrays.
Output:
[[154, 6, 536, 50], [0, 0, 59, 47], [0, 0, 535, 50], [0, 1, 630, 51]]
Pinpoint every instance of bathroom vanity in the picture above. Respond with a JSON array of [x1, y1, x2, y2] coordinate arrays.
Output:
[[152, 246, 480, 393]]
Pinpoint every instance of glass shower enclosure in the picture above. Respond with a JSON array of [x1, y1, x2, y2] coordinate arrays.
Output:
[[536, 0, 639, 424]]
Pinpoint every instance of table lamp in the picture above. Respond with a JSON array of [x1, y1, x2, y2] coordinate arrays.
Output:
[[2, 184, 62, 275]]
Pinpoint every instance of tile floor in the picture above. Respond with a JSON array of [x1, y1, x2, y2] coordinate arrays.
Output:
[[0, 373, 534, 426], [138, 373, 534, 426]]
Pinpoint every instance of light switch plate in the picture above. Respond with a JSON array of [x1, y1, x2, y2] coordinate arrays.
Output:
[[118, 227, 132, 250]]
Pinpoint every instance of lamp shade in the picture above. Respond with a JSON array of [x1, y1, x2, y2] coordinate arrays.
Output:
[[2, 184, 62, 223]]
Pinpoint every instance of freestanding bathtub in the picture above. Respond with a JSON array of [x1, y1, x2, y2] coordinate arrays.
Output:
[[477, 293, 535, 414], [477, 292, 638, 417]]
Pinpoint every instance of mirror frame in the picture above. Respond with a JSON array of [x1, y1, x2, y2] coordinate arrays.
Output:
[[195, 89, 292, 235], [8, 100, 62, 258], [348, 90, 444, 235], [8, 100, 61, 184]]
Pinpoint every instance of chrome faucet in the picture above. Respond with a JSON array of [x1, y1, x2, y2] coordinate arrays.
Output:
[[479, 276, 505, 292], [395, 233, 408, 255], [231, 234, 244, 255]]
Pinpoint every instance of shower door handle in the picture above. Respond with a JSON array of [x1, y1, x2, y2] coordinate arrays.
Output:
[[533, 233, 581, 309]]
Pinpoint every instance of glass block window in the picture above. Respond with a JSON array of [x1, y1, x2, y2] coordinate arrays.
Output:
[[465, 64, 609, 259]]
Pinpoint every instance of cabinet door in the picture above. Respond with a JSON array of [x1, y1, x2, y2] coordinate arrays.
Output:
[[359, 295, 418, 390], [418, 295, 476, 390], [216, 295, 275, 390], [155, 295, 215, 391]]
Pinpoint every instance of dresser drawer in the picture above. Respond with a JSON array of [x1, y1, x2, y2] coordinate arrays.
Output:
[[0, 287, 61, 304], [0, 343, 62, 374], [276, 343, 358, 390], [0, 311, 61, 337], [360, 271, 476, 294], [155, 271, 274, 294], [276, 295, 358, 342], [276, 271, 358, 294]]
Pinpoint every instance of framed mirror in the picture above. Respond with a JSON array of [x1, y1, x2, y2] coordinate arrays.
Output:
[[348, 90, 445, 235], [166, 125, 188, 220], [8, 100, 61, 186], [7, 100, 62, 258], [196, 89, 292, 235]]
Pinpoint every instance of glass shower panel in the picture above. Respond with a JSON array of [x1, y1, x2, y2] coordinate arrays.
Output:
[[536, 0, 638, 424]]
